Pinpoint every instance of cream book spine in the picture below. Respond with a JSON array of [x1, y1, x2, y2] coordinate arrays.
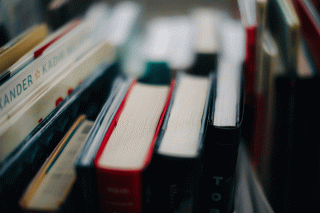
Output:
[[0, 19, 94, 118], [0, 39, 115, 162]]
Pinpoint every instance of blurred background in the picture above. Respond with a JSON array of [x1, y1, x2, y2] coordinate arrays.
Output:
[[0, 0, 240, 41]]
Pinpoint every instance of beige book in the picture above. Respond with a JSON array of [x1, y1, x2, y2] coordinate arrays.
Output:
[[19, 115, 94, 211], [0, 24, 48, 74], [98, 82, 170, 170], [0, 38, 115, 162], [158, 74, 210, 158]]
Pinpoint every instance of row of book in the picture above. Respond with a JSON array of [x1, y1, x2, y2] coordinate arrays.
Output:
[[238, 0, 320, 212], [0, 1, 249, 213]]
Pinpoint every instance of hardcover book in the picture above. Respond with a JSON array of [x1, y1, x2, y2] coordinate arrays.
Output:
[[93, 80, 174, 213], [151, 71, 214, 213], [19, 115, 94, 212], [0, 37, 115, 162], [0, 23, 48, 75], [200, 17, 245, 213], [0, 59, 119, 212], [75, 77, 134, 212]]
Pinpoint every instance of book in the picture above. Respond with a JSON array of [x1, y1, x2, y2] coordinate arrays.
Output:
[[151, 72, 213, 213], [253, 29, 280, 184], [19, 115, 94, 212], [249, 0, 271, 165], [0, 57, 119, 212], [292, 0, 320, 73], [267, 0, 300, 74], [200, 18, 245, 213], [0, 23, 48, 75], [238, 0, 257, 106], [237, 0, 258, 155], [0, 16, 95, 118], [75, 77, 134, 212], [0, 18, 80, 84], [0, 37, 115, 163], [93, 80, 174, 213], [190, 8, 223, 75], [267, 40, 319, 212], [167, 16, 195, 75], [262, 1, 320, 211]]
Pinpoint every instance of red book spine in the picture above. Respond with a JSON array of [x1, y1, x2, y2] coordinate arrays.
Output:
[[94, 80, 175, 213], [244, 26, 257, 107]]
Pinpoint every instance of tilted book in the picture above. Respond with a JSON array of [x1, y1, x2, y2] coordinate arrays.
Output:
[[0, 60, 119, 212], [0, 38, 115, 162], [75, 77, 134, 213], [151, 71, 214, 213], [19, 115, 94, 212], [93, 80, 174, 213]]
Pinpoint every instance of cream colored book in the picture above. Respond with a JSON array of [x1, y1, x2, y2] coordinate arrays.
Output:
[[19, 115, 94, 211], [0, 38, 115, 162], [97, 82, 170, 170], [191, 8, 221, 55], [0, 18, 94, 118], [214, 19, 245, 126], [0, 24, 48, 75], [158, 73, 210, 158]]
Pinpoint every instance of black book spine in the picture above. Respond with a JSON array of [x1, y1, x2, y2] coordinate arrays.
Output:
[[150, 155, 203, 213], [269, 76, 320, 212], [200, 126, 241, 213], [75, 165, 101, 213]]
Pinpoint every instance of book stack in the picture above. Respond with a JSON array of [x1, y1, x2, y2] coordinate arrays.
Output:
[[6, 0, 320, 212], [238, 0, 320, 212]]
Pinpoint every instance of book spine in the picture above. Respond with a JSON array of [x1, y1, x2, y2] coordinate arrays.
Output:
[[0, 23, 92, 117], [95, 168, 142, 212], [0, 55, 99, 162], [201, 127, 240, 213], [244, 26, 257, 107], [151, 156, 202, 213], [0, 62, 117, 211], [75, 166, 105, 213]]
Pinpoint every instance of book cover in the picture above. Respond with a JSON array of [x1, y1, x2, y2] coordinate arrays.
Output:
[[267, 41, 320, 213], [200, 63, 244, 213], [75, 77, 134, 213], [0, 17, 94, 118], [0, 60, 119, 212], [190, 8, 221, 75], [0, 38, 115, 163], [151, 71, 214, 213], [200, 17, 245, 213], [0, 23, 48, 75], [19, 115, 94, 212], [252, 30, 279, 175], [93, 80, 174, 213], [0, 19, 81, 85]]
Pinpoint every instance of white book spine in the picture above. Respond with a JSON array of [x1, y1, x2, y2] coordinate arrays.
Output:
[[0, 39, 114, 162], [0, 22, 93, 117]]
